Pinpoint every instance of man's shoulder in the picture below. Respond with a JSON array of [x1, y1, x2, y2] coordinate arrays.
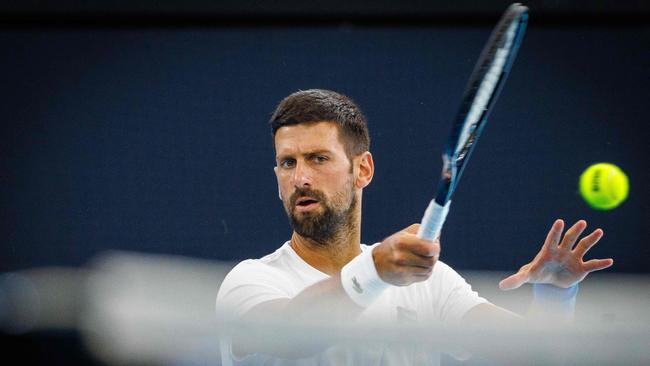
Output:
[[432, 260, 454, 274], [216, 242, 295, 307], [257, 241, 293, 265], [427, 260, 466, 288], [224, 241, 293, 277]]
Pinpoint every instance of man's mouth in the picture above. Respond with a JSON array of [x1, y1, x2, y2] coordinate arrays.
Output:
[[295, 197, 320, 211]]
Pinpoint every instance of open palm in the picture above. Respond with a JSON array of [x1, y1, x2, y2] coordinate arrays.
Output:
[[500, 219, 614, 290]]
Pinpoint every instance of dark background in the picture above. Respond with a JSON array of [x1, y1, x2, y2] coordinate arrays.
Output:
[[2, 2, 648, 275], [1, 1, 648, 365]]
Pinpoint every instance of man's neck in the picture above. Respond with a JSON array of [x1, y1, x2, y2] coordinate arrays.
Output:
[[290, 230, 361, 276]]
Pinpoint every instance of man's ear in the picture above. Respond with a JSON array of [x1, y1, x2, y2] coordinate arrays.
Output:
[[274, 166, 282, 200], [354, 151, 374, 189]]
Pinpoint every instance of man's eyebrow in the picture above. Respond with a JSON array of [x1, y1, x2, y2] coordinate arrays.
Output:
[[275, 152, 296, 162], [276, 149, 334, 160], [303, 149, 334, 156]]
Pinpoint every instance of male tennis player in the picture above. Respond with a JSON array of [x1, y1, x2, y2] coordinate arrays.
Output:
[[217, 89, 613, 365]]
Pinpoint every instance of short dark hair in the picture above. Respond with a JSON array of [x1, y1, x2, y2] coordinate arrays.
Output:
[[270, 89, 370, 157]]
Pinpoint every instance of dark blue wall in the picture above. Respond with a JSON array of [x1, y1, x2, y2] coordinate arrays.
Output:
[[1, 25, 648, 272]]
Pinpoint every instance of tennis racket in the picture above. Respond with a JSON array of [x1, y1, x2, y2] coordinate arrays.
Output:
[[417, 3, 529, 240]]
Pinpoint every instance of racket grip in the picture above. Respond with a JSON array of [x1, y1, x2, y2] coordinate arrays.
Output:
[[417, 199, 451, 241]]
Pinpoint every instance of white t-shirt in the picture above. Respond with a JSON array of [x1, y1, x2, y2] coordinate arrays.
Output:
[[216, 242, 487, 366]]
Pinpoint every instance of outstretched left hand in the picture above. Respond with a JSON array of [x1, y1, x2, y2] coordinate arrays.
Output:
[[499, 219, 614, 290]]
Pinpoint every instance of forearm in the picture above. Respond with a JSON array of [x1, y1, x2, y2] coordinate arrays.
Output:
[[280, 273, 365, 325], [231, 275, 365, 359], [460, 303, 533, 365], [528, 283, 578, 320], [460, 285, 578, 365]]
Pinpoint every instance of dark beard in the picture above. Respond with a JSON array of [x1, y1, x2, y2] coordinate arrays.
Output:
[[287, 187, 356, 245]]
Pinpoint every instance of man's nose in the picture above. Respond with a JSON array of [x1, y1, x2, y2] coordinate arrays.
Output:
[[292, 160, 312, 187]]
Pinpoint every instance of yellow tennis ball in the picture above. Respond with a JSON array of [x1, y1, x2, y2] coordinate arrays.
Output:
[[579, 163, 629, 210]]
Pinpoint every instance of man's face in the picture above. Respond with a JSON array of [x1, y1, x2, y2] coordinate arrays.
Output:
[[274, 121, 357, 243]]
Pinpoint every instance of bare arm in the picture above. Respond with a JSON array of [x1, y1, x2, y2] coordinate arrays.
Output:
[[458, 219, 614, 365], [231, 275, 362, 359]]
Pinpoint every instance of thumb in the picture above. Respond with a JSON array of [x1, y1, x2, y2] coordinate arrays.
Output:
[[402, 223, 420, 235], [499, 272, 529, 291]]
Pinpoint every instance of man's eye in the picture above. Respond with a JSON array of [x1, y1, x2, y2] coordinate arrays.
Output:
[[280, 159, 295, 168], [313, 155, 328, 163]]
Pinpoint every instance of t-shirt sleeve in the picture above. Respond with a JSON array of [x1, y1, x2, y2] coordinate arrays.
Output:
[[430, 261, 488, 323], [216, 259, 293, 319]]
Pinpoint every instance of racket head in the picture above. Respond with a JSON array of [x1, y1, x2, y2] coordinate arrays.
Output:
[[435, 3, 528, 206]]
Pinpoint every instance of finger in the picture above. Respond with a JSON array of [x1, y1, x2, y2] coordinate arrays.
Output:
[[397, 234, 440, 257], [583, 258, 614, 273], [572, 228, 604, 257], [394, 251, 437, 269], [499, 271, 529, 291], [558, 220, 587, 250], [413, 272, 434, 279], [401, 224, 420, 235], [411, 263, 436, 276], [541, 219, 564, 251]]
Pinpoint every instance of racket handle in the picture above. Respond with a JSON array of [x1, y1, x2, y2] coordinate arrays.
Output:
[[417, 199, 451, 241]]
